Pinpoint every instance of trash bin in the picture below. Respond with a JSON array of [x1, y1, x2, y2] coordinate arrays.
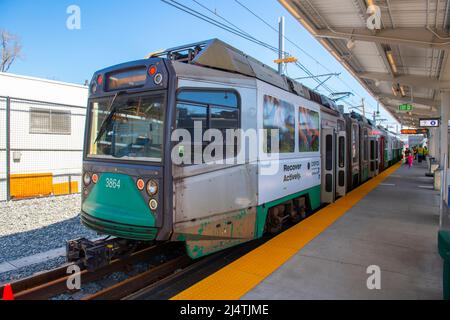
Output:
[[438, 230, 450, 300]]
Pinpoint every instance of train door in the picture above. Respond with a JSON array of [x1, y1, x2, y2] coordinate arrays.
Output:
[[336, 131, 347, 198], [369, 138, 376, 178], [379, 137, 385, 171], [375, 139, 380, 175], [321, 128, 335, 204], [361, 129, 369, 182]]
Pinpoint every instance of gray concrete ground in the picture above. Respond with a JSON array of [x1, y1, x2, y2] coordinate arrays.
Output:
[[243, 161, 443, 300]]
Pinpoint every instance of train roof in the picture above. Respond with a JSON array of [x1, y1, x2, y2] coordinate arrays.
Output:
[[149, 38, 321, 101], [151, 39, 387, 130]]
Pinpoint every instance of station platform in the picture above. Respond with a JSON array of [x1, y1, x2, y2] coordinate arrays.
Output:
[[172, 161, 443, 300]]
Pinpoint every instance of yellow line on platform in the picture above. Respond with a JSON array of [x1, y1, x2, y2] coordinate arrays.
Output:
[[171, 163, 402, 300]]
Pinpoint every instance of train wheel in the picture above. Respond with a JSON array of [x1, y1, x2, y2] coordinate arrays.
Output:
[[266, 205, 286, 233]]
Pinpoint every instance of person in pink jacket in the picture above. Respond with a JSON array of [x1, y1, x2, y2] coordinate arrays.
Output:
[[407, 153, 414, 168]]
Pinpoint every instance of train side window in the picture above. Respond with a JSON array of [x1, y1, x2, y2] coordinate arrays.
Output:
[[375, 141, 379, 159], [298, 106, 320, 152], [364, 129, 369, 161], [176, 103, 208, 135], [326, 134, 333, 171], [178, 91, 238, 108], [176, 89, 240, 164], [352, 124, 359, 164], [338, 136, 345, 168], [337, 120, 345, 132], [263, 95, 295, 154]]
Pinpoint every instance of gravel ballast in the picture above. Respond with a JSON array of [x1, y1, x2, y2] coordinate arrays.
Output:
[[0, 194, 98, 265]]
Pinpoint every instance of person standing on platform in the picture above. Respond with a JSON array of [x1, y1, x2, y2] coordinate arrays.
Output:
[[418, 146, 424, 163], [407, 152, 414, 168], [404, 148, 411, 165]]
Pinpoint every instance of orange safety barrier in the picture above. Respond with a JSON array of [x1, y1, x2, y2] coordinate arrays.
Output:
[[10, 173, 79, 199], [53, 181, 79, 195], [10, 173, 53, 199]]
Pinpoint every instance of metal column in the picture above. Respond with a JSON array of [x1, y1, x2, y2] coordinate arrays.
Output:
[[278, 16, 285, 75], [440, 91, 450, 229], [6, 97, 11, 201]]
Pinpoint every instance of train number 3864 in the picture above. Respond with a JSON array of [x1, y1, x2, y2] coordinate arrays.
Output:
[[105, 178, 121, 190]]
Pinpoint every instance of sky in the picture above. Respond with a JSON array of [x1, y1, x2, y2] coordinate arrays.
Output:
[[0, 0, 398, 127]]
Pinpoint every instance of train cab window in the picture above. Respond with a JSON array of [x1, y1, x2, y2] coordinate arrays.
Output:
[[298, 106, 320, 152], [263, 95, 295, 154], [176, 89, 240, 164]]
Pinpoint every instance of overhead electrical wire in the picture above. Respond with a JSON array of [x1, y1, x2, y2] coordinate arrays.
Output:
[[161, 0, 281, 54], [232, 0, 377, 113], [161, 0, 363, 111], [187, 0, 336, 96]]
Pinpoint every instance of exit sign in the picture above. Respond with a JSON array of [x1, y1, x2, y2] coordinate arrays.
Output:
[[399, 104, 413, 111]]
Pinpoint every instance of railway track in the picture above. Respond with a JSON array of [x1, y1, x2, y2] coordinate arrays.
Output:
[[1, 212, 311, 300], [0, 242, 186, 300]]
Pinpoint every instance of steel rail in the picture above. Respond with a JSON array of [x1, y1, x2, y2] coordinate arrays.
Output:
[[1, 242, 181, 300]]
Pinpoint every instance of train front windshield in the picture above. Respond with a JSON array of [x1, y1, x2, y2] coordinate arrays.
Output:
[[87, 93, 165, 162]]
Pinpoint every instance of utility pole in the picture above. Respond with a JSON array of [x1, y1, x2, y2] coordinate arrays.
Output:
[[278, 16, 285, 75], [361, 98, 365, 118]]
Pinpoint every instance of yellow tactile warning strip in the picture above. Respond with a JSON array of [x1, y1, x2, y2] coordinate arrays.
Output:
[[172, 163, 402, 300]]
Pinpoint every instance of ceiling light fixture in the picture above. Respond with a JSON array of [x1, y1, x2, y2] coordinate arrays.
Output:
[[347, 38, 356, 50], [386, 50, 398, 74]]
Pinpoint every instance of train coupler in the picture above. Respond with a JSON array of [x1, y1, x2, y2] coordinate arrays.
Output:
[[66, 237, 140, 271]]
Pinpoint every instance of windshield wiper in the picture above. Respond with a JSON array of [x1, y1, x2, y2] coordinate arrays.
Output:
[[94, 92, 121, 144]]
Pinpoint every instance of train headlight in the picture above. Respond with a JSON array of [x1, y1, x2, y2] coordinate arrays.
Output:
[[83, 173, 91, 186], [149, 199, 158, 211], [154, 73, 163, 85], [146, 180, 158, 196], [92, 174, 99, 184]]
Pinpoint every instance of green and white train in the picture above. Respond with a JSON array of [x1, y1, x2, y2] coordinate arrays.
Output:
[[76, 39, 402, 263]]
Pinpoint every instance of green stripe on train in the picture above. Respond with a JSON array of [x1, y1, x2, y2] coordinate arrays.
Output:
[[255, 185, 321, 238], [82, 173, 156, 230]]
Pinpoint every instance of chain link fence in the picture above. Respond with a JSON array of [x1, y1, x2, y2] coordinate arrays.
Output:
[[0, 97, 7, 201], [0, 96, 86, 201]]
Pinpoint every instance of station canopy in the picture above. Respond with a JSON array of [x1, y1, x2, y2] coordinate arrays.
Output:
[[279, 0, 449, 128]]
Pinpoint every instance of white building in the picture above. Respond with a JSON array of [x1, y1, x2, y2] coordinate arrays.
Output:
[[0, 72, 88, 201]]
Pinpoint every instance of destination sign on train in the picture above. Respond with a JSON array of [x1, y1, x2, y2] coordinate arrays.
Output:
[[400, 129, 428, 135]]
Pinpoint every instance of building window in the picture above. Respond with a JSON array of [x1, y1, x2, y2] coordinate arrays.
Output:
[[30, 108, 71, 134], [263, 95, 295, 154], [176, 89, 240, 163]]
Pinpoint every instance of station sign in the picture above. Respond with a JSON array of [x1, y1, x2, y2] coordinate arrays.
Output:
[[400, 129, 428, 135], [398, 104, 413, 112], [419, 118, 440, 128]]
